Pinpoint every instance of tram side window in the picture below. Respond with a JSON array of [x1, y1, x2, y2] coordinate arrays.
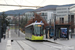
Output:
[[32, 28, 34, 35], [25, 28, 29, 33], [28, 26, 32, 34]]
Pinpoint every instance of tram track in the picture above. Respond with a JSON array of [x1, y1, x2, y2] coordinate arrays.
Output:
[[30, 40, 62, 50], [42, 43, 74, 50], [42, 42, 62, 50], [23, 40, 57, 50], [16, 40, 24, 50], [16, 40, 74, 50], [30, 40, 62, 45], [16, 40, 37, 50], [43, 40, 74, 48], [17, 40, 60, 50], [22, 41, 37, 50], [31, 40, 74, 50], [43, 40, 63, 45]]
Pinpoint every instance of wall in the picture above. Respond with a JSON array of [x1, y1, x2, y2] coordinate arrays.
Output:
[[64, 16, 68, 24], [47, 11, 54, 23]]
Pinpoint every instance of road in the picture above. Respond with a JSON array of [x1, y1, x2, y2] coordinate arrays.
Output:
[[10, 29, 74, 50]]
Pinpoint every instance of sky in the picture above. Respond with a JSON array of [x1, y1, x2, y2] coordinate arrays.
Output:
[[0, 0, 75, 12]]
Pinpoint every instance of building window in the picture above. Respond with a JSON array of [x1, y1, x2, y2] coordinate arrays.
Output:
[[68, 15, 70, 23], [44, 13, 47, 16], [60, 18, 64, 23], [41, 13, 44, 16], [62, 18, 64, 23]]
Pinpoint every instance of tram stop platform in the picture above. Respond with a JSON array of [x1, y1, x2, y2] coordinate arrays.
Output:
[[44, 34, 75, 49]]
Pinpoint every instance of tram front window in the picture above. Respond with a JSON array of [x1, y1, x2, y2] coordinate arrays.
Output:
[[34, 25, 43, 36]]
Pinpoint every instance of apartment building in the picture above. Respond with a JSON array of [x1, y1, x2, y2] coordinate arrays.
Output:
[[36, 10, 55, 24], [24, 9, 56, 24], [56, 6, 70, 24], [69, 5, 75, 33], [25, 12, 34, 19]]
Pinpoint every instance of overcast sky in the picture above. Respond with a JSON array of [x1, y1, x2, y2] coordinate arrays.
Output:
[[0, 0, 75, 12]]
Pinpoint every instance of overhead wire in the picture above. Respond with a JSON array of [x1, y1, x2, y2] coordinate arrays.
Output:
[[4, 0, 8, 5], [13, 0, 24, 11], [13, 0, 36, 7], [1, 0, 41, 15], [24, 0, 36, 6], [0, 0, 8, 12], [13, 0, 21, 10], [4, 0, 18, 14], [38, 0, 46, 6], [12, 0, 39, 8], [0, 0, 41, 8], [24, 0, 44, 8], [13, 0, 20, 6], [23, 0, 46, 8]]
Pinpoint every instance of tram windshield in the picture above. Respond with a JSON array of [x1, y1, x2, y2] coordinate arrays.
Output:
[[34, 25, 43, 35]]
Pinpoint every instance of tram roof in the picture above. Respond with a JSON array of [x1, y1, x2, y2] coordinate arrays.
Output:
[[25, 22, 44, 28]]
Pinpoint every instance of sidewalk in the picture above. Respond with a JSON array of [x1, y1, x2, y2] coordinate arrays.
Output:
[[0, 29, 9, 50], [8, 29, 25, 50], [44, 35, 75, 47], [0, 38, 7, 50], [0, 29, 25, 50]]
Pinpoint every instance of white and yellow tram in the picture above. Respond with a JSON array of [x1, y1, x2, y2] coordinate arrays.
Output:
[[25, 22, 44, 40]]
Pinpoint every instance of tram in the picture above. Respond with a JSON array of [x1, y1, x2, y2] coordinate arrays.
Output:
[[25, 22, 44, 40]]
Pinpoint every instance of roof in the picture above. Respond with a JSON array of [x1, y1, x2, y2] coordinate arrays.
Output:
[[55, 25, 70, 27], [25, 22, 44, 28]]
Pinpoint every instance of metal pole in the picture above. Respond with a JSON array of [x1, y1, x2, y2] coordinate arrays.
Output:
[[14, 17, 16, 32], [70, 14, 72, 38], [50, 19, 51, 25], [18, 13, 20, 37], [0, 18, 1, 42], [16, 17, 17, 34], [15, 16, 17, 34], [0, 4, 42, 8], [54, 14, 56, 40]]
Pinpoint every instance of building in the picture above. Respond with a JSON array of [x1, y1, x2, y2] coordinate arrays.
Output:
[[69, 5, 75, 33], [24, 9, 56, 24], [24, 5, 74, 26], [36, 10, 55, 24], [24, 12, 34, 19], [56, 6, 70, 24], [60, 5, 75, 34]]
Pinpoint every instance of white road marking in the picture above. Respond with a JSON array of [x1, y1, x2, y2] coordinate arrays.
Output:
[[6, 30, 12, 50]]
